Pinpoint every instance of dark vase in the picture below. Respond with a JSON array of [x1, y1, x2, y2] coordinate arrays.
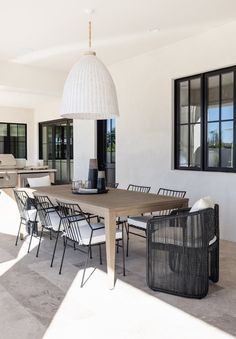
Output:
[[88, 159, 98, 189], [88, 169, 98, 189], [97, 170, 106, 191]]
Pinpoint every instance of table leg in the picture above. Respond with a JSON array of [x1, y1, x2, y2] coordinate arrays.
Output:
[[104, 210, 116, 289]]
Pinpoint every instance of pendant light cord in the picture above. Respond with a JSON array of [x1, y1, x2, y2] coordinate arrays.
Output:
[[89, 20, 92, 50]]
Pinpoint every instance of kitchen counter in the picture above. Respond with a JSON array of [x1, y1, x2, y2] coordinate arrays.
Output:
[[17, 168, 56, 174]]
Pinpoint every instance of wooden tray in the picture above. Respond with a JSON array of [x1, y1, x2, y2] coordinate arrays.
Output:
[[72, 189, 109, 195]]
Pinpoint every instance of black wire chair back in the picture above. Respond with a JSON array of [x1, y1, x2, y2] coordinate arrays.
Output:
[[14, 189, 38, 251], [14, 189, 35, 220], [56, 201, 90, 245], [156, 187, 187, 216], [157, 187, 186, 198], [34, 194, 57, 228], [127, 184, 151, 193]]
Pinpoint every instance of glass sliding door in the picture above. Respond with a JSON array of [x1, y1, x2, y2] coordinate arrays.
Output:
[[97, 119, 116, 185], [39, 119, 73, 184]]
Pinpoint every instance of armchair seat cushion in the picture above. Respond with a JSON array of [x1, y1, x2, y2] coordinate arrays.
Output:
[[26, 208, 37, 222], [63, 222, 122, 245], [46, 211, 62, 231], [127, 216, 151, 229]]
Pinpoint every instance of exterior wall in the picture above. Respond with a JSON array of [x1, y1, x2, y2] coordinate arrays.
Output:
[[0, 106, 34, 164], [109, 20, 236, 242]]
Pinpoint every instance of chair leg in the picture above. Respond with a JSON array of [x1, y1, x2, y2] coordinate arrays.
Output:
[[15, 219, 23, 246], [59, 237, 67, 275], [50, 231, 60, 267], [122, 225, 126, 276], [27, 222, 34, 253], [209, 243, 219, 283], [99, 244, 102, 265], [89, 246, 93, 259], [49, 228, 52, 240], [116, 239, 119, 253], [81, 248, 90, 287], [126, 223, 129, 257], [36, 225, 44, 257]]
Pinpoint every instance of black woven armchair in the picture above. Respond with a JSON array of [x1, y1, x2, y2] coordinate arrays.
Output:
[[146, 205, 219, 298]]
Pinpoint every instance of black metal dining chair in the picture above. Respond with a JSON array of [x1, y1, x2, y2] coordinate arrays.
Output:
[[33, 194, 62, 262], [14, 189, 38, 253], [126, 188, 186, 256], [57, 200, 125, 287], [116, 184, 151, 249]]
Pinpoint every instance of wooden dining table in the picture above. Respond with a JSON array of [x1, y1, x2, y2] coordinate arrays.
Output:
[[33, 184, 189, 289]]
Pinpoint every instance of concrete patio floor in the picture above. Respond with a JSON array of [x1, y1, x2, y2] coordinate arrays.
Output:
[[0, 228, 235, 339]]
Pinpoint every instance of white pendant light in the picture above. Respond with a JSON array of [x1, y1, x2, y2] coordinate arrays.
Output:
[[60, 11, 119, 120]]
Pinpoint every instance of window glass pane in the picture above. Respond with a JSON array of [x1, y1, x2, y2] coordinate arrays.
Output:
[[179, 81, 188, 123], [55, 160, 61, 182], [190, 124, 201, 167], [106, 134, 111, 163], [208, 122, 219, 167], [61, 160, 68, 182], [111, 119, 116, 131], [221, 121, 233, 168], [106, 120, 111, 133], [43, 144, 48, 160], [42, 126, 47, 143], [190, 78, 201, 123], [0, 124, 7, 136], [10, 124, 17, 137], [48, 143, 53, 160], [222, 72, 234, 120], [111, 134, 115, 163], [207, 75, 220, 121], [18, 125, 25, 136], [9, 142, 17, 156], [179, 125, 188, 167], [47, 126, 53, 142], [0, 142, 4, 153], [18, 143, 26, 158]]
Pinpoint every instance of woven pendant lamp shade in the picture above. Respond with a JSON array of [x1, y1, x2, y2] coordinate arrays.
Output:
[[60, 51, 119, 120]]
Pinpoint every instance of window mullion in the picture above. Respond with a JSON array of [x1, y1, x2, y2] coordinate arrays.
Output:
[[219, 73, 222, 168], [188, 80, 191, 167]]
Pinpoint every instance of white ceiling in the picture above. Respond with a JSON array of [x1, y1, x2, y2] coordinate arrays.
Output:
[[1, 0, 236, 72]]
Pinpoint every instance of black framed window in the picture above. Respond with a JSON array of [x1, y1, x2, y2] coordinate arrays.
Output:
[[0, 122, 27, 158], [175, 66, 236, 172]]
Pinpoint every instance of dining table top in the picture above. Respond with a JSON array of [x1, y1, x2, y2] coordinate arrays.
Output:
[[32, 184, 189, 217]]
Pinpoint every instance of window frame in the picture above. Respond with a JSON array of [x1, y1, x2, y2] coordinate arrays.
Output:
[[0, 122, 27, 159], [174, 65, 236, 173]]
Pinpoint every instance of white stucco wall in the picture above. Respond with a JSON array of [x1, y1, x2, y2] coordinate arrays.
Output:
[[109, 20, 236, 242]]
